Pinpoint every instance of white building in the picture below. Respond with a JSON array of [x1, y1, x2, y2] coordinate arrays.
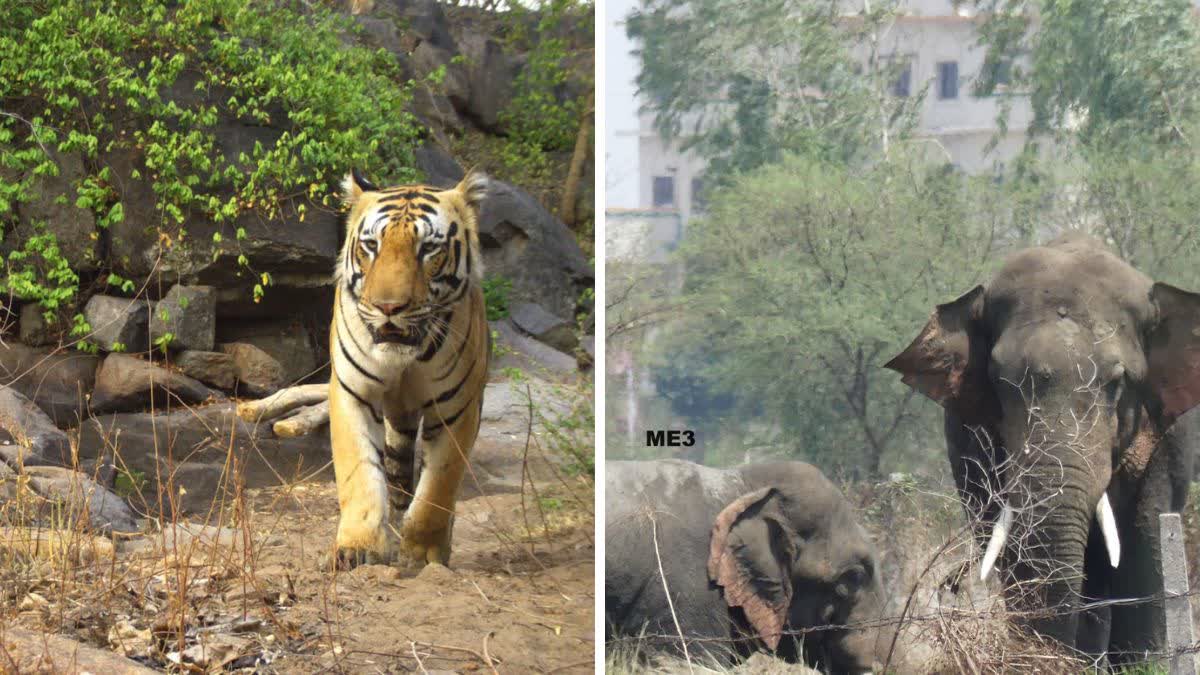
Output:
[[605, 0, 1036, 247]]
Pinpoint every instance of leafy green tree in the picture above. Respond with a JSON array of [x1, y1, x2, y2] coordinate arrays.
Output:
[[656, 153, 1012, 478], [972, 0, 1200, 147], [626, 0, 922, 181]]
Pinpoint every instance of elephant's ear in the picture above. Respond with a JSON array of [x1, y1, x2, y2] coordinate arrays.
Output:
[[707, 487, 796, 651], [885, 285, 998, 425], [1147, 283, 1200, 426]]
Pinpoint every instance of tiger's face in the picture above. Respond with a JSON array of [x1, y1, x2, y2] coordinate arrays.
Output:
[[339, 169, 487, 348]]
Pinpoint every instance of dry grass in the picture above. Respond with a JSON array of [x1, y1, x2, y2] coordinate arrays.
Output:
[[0, 363, 596, 672]]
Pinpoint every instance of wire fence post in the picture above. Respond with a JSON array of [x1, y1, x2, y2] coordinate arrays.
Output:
[[1160, 512, 1195, 675]]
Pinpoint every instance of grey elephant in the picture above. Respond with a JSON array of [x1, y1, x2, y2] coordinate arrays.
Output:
[[887, 233, 1200, 664], [605, 459, 888, 673]]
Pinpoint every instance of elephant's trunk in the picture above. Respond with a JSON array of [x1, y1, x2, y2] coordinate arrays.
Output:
[[1000, 434, 1110, 644], [827, 577, 890, 674]]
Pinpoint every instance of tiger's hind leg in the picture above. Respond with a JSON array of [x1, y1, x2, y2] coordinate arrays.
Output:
[[383, 410, 422, 516], [396, 395, 482, 568]]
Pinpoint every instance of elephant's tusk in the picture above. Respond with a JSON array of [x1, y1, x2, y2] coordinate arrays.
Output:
[[980, 504, 1014, 582], [1096, 492, 1121, 568]]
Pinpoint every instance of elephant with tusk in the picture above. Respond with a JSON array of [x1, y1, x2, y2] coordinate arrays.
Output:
[[887, 233, 1200, 665]]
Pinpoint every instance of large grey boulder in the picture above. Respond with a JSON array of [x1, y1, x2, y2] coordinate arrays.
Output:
[[456, 30, 520, 132], [489, 319, 577, 380], [90, 353, 219, 413], [77, 403, 332, 516], [478, 180, 593, 320], [509, 301, 577, 353], [83, 295, 151, 353], [367, 0, 456, 52], [149, 284, 216, 352], [0, 342, 100, 426]]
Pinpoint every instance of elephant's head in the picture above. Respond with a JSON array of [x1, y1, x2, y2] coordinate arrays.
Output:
[[707, 470, 887, 673], [886, 235, 1200, 641]]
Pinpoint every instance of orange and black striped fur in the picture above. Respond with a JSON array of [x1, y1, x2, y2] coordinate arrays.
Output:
[[329, 169, 489, 569]]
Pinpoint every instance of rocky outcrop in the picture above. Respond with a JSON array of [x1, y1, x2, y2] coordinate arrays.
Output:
[[20, 465, 140, 534], [100, 146, 340, 295], [479, 180, 593, 320], [0, 151, 99, 273], [489, 318, 577, 379]]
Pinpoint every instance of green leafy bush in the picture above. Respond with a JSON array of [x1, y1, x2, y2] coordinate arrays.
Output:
[[497, 0, 591, 175], [482, 276, 513, 321], [0, 0, 425, 338]]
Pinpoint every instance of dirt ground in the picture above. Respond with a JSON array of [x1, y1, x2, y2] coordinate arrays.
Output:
[[245, 482, 595, 673], [0, 374, 595, 673]]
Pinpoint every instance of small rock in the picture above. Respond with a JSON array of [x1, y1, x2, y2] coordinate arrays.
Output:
[[220, 342, 286, 396], [150, 285, 216, 352], [350, 563, 403, 584], [417, 562, 456, 584], [83, 295, 151, 353], [175, 350, 238, 390], [91, 353, 219, 413], [18, 304, 55, 346]]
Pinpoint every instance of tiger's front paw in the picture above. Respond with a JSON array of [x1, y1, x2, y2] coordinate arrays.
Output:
[[396, 523, 452, 569], [324, 546, 392, 571], [331, 518, 393, 570]]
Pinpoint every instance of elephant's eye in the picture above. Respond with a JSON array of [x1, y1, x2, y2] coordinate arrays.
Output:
[[835, 565, 867, 596]]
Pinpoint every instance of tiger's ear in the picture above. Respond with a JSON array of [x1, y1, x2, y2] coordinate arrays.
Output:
[[454, 170, 489, 212], [342, 168, 378, 208]]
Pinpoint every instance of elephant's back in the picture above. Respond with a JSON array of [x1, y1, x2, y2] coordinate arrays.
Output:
[[605, 460, 745, 652]]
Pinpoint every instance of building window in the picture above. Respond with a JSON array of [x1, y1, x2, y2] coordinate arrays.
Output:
[[986, 59, 1013, 89], [652, 176, 675, 207], [891, 61, 912, 97], [938, 61, 959, 99], [691, 176, 707, 213]]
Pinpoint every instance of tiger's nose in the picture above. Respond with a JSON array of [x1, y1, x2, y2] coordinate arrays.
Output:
[[373, 301, 408, 316]]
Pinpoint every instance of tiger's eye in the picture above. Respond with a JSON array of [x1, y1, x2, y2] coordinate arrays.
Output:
[[361, 239, 377, 255]]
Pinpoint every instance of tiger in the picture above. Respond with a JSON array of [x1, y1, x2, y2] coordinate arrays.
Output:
[[328, 168, 490, 570]]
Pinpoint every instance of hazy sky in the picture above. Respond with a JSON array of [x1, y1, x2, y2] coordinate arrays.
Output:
[[604, 0, 640, 209]]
